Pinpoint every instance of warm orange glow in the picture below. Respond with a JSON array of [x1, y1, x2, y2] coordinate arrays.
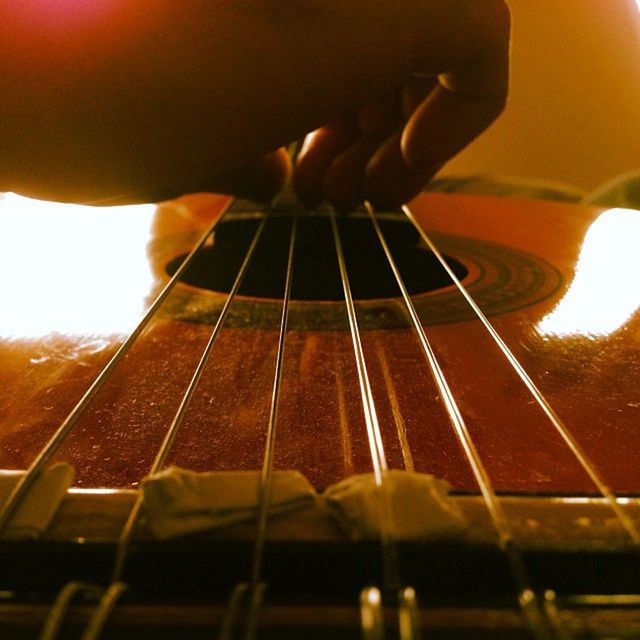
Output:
[[0, 193, 155, 340], [11, 1, 114, 30], [537, 208, 640, 337], [4, 1, 166, 55]]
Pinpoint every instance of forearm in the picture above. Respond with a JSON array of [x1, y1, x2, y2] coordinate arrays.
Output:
[[0, 1, 507, 204]]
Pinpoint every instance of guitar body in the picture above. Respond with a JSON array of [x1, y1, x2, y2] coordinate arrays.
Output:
[[1, 191, 639, 637]]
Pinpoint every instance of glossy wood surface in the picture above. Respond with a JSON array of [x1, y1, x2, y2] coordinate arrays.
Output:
[[0, 191, 638, 496], [2, 191, 640, 639]]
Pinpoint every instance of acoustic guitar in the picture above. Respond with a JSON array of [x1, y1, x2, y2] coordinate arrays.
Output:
[[0, 189, 639, 638]]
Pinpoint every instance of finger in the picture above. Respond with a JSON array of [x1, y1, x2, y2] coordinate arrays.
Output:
[[295, 91, 404, 209], [152, 147, 292, 203], [344, 78, 438, 209], [357, 89, 403, 137], [401, 82, 506, 174], [360, 76, 440, 209], [207, 147, 292, 202], [402, 1, 510, 172], [323, 136, 381, 212], [401, 74, 439, 119], [364, 130, 436, 209], [92, 147, 292, 204], [294, 117, 358, 208]]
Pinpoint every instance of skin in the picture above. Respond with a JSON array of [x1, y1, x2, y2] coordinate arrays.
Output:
[[0, 0, 510, 207]]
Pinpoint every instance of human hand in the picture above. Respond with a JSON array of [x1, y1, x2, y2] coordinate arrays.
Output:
[[0, 1, 509, 207], [294, 0, 511, 210]]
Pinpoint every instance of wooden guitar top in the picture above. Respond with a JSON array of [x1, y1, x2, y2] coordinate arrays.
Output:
[[1, 191, 640, 638], [0, 191, 637, 494]]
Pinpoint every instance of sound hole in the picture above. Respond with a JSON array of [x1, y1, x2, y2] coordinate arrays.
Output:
[[166, 215, 468, 301]]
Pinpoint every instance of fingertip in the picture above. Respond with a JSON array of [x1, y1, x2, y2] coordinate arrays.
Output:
[[364, 133, 432, 209], [294, 125, 359, 209], [262, 147, 293, 194], [364, 177, 427, 211], [294, 183, 323, 210], [320, 136, 381, 212], [293, 143, 324, 209], [322, 173, 364, 213], [401, 76, 507, 174], [400, 112, 437, 174]]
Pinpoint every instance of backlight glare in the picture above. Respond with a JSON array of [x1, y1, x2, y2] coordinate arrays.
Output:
[[0, 193, 156, 340]]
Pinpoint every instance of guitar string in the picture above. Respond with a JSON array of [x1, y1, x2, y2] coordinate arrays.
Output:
[[112, 215, 269, 583], [329, 209, 401, 593], [39, 582, 102, 640], [37, 201, 398, 638], [19, 192, 628, 637], [80, 212, 295, 640], [332, 206, 425, 640], [402, 204, 640, 549], [365, 202, 550, 639], [38, 202, 265, 640], [242, 212, 298, 640], [73, 208, 296, 640], [330, 210, 387, 484], [332, 210, 429, 640], [0, 198, 234, 535], [74, 215, 272, 640]]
